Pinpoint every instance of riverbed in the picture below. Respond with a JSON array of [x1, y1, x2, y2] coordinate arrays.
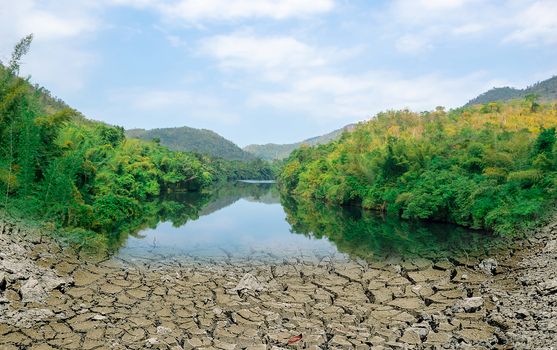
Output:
[[0, 182, 556, 349]]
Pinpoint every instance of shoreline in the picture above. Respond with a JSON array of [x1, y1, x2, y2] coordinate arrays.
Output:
[[0, 216, 555, 349]]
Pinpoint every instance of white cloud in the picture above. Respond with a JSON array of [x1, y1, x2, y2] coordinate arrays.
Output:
[[0, 0, 99, 43], [250, 71, 502, 122], [505, 0, 557, 45], [0, 0, 102, 95], [198, 32, 502, 122], [200, 33, 330, 81], [388, 0, 557, 53], [158, 0, 334, 22], [107, 0, 334, 23]]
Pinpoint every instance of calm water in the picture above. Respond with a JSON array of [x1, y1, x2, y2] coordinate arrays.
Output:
[[114, 181, 505, 262]]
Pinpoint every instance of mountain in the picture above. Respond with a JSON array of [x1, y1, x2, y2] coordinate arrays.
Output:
[[126, 127, 256, 161], [243, 124, 356, 161], [466, 76, 557, 106]]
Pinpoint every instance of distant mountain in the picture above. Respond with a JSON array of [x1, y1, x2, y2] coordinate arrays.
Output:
[[244, 124, 356, 161], [466, 76, 557, 106], [126, 126, 255, 161]]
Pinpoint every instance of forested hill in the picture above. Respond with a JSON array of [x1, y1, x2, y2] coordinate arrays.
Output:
[[126, 127, 256, 161], [466, 75, 557, 106], [280, 100, 557, 236], [0, 36, 274, 239], [244, 124, 356, 160]]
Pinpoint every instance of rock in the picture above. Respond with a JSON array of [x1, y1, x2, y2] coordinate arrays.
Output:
[[515, 308, 529, 319], [478, 258, 498, 275], [19, 274, 68, 303], [538, 278, 557, 295], [145, 337, 159, 346], [231, 273, 265, 293], [0, 272, 6, 291], [543, 239, 557, 252], [487, 313, 514, 330], [2, 308, 55, 328], [156, 326, 172, 335], [20, 277, 44, 302], [452, 297, 484, 313]]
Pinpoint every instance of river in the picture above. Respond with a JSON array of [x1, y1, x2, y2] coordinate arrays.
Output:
[[113, 181, 506, 263]]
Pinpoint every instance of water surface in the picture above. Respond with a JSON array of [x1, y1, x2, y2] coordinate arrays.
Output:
[[114, 181, 506, 262]]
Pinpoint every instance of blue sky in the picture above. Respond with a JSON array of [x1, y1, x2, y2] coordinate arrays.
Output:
[[1, 0, 556, 146]]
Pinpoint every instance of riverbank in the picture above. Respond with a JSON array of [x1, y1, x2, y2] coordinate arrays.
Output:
[[0, 216, 555, 349]]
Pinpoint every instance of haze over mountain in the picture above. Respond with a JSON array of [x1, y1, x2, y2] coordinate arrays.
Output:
[[466, 76, 557, 106], [126, 127, 255, 161], [244, 124, 356, 161]]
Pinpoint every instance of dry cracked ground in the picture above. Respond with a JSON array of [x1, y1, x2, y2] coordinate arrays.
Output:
[[1, 218, 556, 350]]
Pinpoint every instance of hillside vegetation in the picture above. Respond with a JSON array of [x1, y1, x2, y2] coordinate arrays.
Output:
[[244, 124, 355, 160], [0, 36, 271, 237], [127, 126, 255, 161], [280, 100, 557, 235], [466, 76, 557, 106]]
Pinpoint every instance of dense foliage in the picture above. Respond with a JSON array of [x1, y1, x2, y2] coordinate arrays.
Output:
[[209, 158, 275, 181], [279, 101, 557, 235], [466, 75, 557, 106], [0, 37, 272, 236], [126, 126, 255, 161], [244, 124, 355, 160]]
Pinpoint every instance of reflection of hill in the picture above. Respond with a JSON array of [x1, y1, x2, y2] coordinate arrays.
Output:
[[244, 186, 281, 204], [98, 182, 277, 255], [281, 196, 507, 261], [201, 182, 277, 215]]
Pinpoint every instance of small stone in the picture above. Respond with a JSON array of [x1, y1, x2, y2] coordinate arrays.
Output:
[[538, 279, 557, 295], [231, 273, 265, 293], [157, 326, 172, 335], [515, 308, 529, 319], [0, 272, 6, 290], [146, 338, 159, 346], [478, 258, 498, 275], [452, 297, 483, 313]]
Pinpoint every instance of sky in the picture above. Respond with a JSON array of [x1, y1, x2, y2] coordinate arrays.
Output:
[[1, 0, 556, 146]]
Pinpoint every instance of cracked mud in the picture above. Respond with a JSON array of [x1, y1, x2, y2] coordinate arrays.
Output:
[[1, 218, 556, 349]]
